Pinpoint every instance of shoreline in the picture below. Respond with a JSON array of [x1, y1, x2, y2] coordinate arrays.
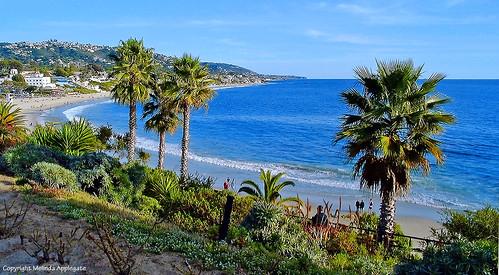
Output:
[[11, 82, 260, 128], [11, 87, 444, 239], [12, 92, 111, 127]]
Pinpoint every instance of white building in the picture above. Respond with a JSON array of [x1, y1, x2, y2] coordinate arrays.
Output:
[[23, 73, 56, 88]]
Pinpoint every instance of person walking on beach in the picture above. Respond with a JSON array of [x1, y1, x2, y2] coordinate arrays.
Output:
[[355, 200, 360, 213], [369, 199, 373, 213], [223, 178, 230, 190], [360, 200, 365, 212], [311, 205, 328, 226]]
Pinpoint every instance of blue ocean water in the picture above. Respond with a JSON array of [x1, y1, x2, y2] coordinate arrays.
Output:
[[47, 79, 499, 210]]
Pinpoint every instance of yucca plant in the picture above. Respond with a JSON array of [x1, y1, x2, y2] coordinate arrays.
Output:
[[238, 169, 300, 206], [29, 119, 101, 156], [0, 101, 27, 151]]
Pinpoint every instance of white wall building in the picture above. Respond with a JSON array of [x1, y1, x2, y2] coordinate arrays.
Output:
[[23, 73, 56, 88]]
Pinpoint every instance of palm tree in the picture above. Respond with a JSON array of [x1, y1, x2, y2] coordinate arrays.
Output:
[[238, 169, 300, 206], [142, 75, 180, 169], [166, 54, 215, 182], [110, 38, 155, 162], [335, 60, 455, 246], [0, 101, 27, 152]]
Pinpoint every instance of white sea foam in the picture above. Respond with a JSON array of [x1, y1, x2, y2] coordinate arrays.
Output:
[[136, 135, 475, 209], [136, 136, 357, 189]]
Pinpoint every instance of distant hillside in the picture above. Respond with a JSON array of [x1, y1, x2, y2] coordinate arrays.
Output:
[[0, 40, 260, 76]]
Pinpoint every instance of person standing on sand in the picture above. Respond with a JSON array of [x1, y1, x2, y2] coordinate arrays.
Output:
[[360, 200, 365, 212], [223, 178, 230, 190], [369, 199, 373, 213], [355, 200, 360, 212]]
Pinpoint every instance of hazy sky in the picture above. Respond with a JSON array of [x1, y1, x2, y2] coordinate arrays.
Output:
[[1, 0, 498, 78]]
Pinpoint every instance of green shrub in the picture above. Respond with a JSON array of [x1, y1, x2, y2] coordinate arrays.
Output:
[[135, 195, 161, 215], [242, 201, 327, 267], [242, 201, 283, 243], [354, 212, 411, 258], [438, 206, 499, 244], [0, 155, 9, 174], [30, 162, 78, 191], [276, 254, 331, 275], [104, 166, 145, 208], [165, 188, 253, 232], [68, 152, 120, 195], [395, 240, 498, 275], [350, 255, 396, 275], [327, 230, 359, 255], [3, 143, 67, 178]]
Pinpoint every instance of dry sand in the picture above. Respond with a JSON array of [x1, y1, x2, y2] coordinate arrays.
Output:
[[11, 92, 111, 127]]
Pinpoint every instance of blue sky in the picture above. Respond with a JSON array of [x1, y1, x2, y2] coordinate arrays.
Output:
[[1, 0, 498, 78]]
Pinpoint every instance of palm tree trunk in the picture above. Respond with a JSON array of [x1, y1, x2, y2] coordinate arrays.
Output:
[[377, 190, 396, 247], [157, 130, 166, 169], [127, 100, 137, 163], [180, 104, 190, 182]]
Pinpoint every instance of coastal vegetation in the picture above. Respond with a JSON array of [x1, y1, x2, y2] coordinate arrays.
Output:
[[238, 169, 300, 206], [29, 119, 102, 156], [0, 101, 27, 151], [0, 42, 497, 274], [336, 60, 455, 245]]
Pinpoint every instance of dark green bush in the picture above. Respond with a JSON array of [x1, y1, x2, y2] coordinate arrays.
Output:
[[395, 240, 498, 275], [104, 165, 145, 208], [15, 177, 30, 185], [67, 152, 120, 195], [30, 161, 78, 191], [3, 143, 67, 178], [0, 155, 9, 175]]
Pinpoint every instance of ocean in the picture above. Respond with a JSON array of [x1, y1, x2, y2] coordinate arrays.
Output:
[[44, 79, 499, 215]]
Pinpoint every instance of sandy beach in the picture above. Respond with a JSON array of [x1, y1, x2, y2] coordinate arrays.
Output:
[[11, 92, 111, 127]]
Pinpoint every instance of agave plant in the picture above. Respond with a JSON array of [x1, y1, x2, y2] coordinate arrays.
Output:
[[0, 101, 27, 151], [29, 119, 101, 156], [238, 169, 300, 206], [143, 169, 180, 205]]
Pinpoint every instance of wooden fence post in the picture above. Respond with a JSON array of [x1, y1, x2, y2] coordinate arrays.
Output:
[[219, 195, 234, 241]]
